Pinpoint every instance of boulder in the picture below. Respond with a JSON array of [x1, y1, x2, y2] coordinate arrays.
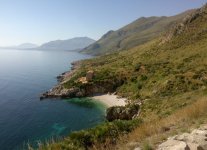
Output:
[[40, 86, 83, 99], [106, 104, 140, 121], [158, 139, 189, 150], [186, 143, 203, 150]]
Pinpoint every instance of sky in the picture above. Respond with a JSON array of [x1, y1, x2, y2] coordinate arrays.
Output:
[[0, 0, 206, 46]]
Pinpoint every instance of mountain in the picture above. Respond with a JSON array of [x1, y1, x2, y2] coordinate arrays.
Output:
[[0, 43, 38, 50], [37, 37, 95, 51], [40, 4, 207, 150], [16, 43, 38, 49], [81, 10, 195, 55]]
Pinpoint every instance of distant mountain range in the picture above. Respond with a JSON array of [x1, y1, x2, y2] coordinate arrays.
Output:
[[37, 37, 95, 51], [16, 43, 38, 49], [0, 43, 38, 50], [0, 37, 95, 51]]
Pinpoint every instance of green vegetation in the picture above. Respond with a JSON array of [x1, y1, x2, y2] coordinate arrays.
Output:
[[72, 4, 207, 102], [37, 4, 207, 150], [34, 119, 142, 150], [81, 10, 194, 55]]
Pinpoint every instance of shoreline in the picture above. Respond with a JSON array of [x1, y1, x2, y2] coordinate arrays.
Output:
[[40, 60, 82, 99], [56, 60, 81, 83], [40, 60, 129, 108], [90, 93, 127, 108]]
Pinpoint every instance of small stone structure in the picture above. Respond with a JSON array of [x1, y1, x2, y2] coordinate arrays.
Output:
[[86, 70, 94, 81]]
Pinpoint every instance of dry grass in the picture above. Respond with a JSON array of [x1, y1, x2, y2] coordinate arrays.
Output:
[[92, 97, 207, 150], [132, 97, 207, 139]]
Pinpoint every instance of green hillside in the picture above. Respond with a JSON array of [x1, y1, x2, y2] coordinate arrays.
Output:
[[38, 4, 207, 150], [65, 4, 207, 103], [81, 10, 194, 56]]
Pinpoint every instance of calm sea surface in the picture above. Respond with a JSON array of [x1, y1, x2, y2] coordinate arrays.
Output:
[[0, 49, 106, 150]]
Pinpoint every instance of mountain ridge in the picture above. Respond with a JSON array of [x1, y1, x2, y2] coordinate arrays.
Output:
[[37, 37, 95, 51], [0, 43, 38, 50], [81, 9, 195, 55], [16, 43, 38, 49]]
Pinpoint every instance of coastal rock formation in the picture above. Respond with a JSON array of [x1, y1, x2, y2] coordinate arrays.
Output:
[[40, 61, 84, 99], [106, 104, 140, 121], [157, 125, 207, 150], [40, 85, 84, 99], [40, 60, 123, 99], [40, 81, 116, 100]]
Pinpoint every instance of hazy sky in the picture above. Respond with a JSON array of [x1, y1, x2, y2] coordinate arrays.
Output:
[[0, 0, 206, 46]]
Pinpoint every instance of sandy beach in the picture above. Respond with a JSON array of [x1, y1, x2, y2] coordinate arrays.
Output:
[[91, 93, 127, 107]]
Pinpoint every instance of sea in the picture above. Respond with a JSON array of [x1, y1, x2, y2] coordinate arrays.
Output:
[[0, 49, 106, 150]]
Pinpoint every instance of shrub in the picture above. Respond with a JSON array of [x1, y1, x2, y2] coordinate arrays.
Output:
[[140, 75, 148, 81], [137, 82, 143, 90], [134, 63, 142, 71]]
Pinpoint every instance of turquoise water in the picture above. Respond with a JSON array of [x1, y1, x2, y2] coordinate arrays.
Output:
[[0, 49, 106, 150]]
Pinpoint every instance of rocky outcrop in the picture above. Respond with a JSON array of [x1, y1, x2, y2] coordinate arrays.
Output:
[[41, 66, 123, 99], [158, 139, 189, 150], [40, 85, 85, 100], [40, 80, 118, 100], [40, 61, 83, 99], [157, 125, 207, 150], [161, 3, 207, 44], [106, 104, 140, 121], [40, 78, 117, 100]]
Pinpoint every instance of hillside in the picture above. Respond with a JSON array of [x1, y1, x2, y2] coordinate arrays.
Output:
[[81, 10, 194, 56], [37, 37, 95, 51], [39, 4, 207, 150], [60, 3, 207, 107]]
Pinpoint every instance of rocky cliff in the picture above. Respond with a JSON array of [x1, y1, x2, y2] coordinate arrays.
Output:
[[161, 3, 207, 44]]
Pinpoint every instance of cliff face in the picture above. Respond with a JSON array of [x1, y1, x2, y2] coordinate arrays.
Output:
[[161, 4, 207, 44]]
